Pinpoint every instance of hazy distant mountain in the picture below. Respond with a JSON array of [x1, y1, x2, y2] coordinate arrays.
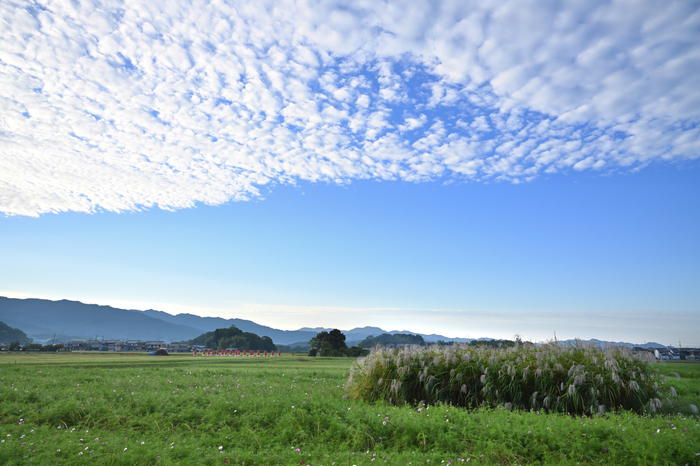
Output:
[[140, 309, 319, 344], [0, 297, 672, 348], [0, 297, 202, 342], [558, 338, 667, 349]]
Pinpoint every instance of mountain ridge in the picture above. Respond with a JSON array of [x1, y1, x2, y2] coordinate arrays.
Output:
[[0, 296, 669, 348]]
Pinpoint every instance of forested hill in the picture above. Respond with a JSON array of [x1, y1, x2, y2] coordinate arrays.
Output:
[[0, 321, 33, 344], [186, 326, 277, 351]]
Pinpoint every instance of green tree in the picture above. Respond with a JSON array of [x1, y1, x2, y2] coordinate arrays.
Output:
[[327, 329, 347, 350], [309, 329, 348, 356], [231, 335, 249, 351], [320, 341, 333, 357], [261, 336, 276, 352], [8, 341, 20, 351]]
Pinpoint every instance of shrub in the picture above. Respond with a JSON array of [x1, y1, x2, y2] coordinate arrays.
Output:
[[345, 341, 671, 415]]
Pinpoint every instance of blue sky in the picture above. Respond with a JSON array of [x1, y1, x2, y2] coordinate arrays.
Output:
[[1, 0, 699, 344]]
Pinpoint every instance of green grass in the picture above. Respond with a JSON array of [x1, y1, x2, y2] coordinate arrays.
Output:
[[0, 352, 698, 465]]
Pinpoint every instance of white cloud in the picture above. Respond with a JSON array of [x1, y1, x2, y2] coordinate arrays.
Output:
[[1, 0, 698, 216]]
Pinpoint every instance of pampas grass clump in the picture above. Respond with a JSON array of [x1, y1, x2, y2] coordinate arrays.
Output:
[[345, 341, 671, 415]]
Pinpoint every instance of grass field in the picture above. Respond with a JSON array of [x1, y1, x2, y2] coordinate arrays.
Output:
[[0, 352, 698, 465]]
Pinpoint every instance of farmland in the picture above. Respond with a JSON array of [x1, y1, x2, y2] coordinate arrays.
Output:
[[0, 352, 698, 465]]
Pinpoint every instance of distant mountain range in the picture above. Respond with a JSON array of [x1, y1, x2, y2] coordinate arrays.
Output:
[[0, 297, 471, 345], [0, 297, 667, 348]]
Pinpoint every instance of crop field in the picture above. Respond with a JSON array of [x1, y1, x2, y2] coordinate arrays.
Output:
[[0, 352, 698, 465]]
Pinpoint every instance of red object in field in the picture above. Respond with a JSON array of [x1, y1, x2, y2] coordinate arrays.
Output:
[[278, 350, 281, 356], [249, 350, 254, 356], [257, 350, 260, 356], [264, 350, 267, 356], [193, 350, 197, 356]]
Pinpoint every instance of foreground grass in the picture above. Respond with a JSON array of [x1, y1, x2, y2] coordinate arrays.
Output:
[[0, 353, 698, 465]]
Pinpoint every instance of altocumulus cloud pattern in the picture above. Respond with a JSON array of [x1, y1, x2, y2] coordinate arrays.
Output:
[[1, 0, 699, 216]]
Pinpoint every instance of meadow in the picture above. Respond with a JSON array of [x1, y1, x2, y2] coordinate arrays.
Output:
[[0, 351, 698, 465]]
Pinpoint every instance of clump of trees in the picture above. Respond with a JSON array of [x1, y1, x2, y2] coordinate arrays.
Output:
[[467, 339, 516, 349], [309, 329, 369, 357], [359, 333, 425, 348], [21, 343, 64, 351], [4, 341, 64, 352], [276, 343, 310, 354], [188, 325, 276, 352]]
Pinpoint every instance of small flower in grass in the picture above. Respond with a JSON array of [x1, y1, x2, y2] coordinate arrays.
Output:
[[57, 449, 61, 452], [124, 448, 127, 451], [219, 446, 223, 450], [79, 452, 83, 456]]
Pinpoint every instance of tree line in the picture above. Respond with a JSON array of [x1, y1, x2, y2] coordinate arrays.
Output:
[[5, 342, 64, 352], [358, 333, 426, 348]]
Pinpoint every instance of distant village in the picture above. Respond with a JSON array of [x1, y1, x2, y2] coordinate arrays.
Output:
[[64, 339, 196, 353], [0, 338, 213, 354]]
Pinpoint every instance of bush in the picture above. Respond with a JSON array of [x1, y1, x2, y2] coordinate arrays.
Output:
[[345, 341, 671, 415]]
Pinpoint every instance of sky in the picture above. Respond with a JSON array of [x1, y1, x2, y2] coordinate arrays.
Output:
[[1, 0, 699, 345]]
